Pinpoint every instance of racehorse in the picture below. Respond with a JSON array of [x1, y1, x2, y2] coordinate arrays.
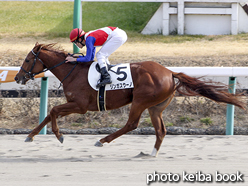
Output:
[[15, 43, 246, 157]]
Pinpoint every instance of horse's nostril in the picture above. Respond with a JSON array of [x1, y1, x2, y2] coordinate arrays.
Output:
[[14, 76, 19, 81]]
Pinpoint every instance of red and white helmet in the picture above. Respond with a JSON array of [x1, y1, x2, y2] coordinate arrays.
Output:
[[69, 28, 85, 42]]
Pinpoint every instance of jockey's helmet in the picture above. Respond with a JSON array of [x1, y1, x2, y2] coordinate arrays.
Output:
[[70, 28, 85, 42]]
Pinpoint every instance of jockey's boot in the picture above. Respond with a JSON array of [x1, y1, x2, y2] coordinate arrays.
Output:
[[96, 67, 112, 88]]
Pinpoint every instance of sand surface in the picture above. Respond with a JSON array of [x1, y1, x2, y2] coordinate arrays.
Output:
[[0, 134, 247, 185]]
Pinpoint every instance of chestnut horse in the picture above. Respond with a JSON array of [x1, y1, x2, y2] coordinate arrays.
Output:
[[15, 43, 245, 157]]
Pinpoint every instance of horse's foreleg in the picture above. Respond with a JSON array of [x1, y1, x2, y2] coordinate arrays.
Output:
[[49, 102, 82, 143], [25, 111, 71, 142], [26, 102, 82, 143], [148, 95, 174, 157], [25, 114, 52, 142], [96, 103, 145, 146]]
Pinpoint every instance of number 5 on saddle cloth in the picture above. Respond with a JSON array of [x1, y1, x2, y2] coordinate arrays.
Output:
[[88, 62, 134, 111]]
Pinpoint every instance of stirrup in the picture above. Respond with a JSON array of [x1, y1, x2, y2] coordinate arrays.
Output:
[[96, 78, 112, 88]]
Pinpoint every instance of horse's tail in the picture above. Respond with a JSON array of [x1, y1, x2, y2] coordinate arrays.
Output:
[[172, 72, 246, 110]]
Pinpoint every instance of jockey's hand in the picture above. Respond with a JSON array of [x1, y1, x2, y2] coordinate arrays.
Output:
[[65, 56, 77, 63]]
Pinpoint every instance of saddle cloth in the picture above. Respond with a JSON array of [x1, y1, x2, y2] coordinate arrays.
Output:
[[88, 62, 134, 91]]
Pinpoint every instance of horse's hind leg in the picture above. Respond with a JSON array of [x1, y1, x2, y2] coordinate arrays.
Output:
[[96, 102, 146, 146], [148, 94, 174, 157]]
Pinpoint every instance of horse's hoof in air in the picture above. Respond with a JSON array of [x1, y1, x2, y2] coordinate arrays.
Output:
[[94, 140, 103, 147], [58, 135, 64, 143], [25, 137, 33, 142]]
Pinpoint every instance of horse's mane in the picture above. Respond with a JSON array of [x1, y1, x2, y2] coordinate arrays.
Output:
[[35, 43, 68, 58]]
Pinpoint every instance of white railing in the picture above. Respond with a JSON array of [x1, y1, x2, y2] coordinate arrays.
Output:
[[1, 66, 248, 91], [1, 66, 248, 82]]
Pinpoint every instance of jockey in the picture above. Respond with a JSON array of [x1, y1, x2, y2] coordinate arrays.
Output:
[[66, 26, 127, 88]]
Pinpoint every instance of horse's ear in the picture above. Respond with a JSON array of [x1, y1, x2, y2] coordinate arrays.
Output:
[[33, 42, 42, 52]]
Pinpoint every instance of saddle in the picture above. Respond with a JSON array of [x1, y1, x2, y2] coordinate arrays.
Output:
[[88, 62, 134, 91], [88, 62, 134, 111]]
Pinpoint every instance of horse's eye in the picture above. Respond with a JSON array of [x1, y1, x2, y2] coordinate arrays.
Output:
[[25, 59, 29, 63]]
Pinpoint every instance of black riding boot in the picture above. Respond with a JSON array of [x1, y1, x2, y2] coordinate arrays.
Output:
[[96, 67, 112, 88]]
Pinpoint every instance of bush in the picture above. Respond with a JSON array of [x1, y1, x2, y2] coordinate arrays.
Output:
[[200, 117, 213, 125]]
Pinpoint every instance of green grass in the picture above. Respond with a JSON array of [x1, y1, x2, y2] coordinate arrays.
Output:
[[0, 2, 73, 35], [82, 2, 160, 32], [0, 1, 160, 37], [179, 116, 194, 123], [1, 1, 248, 43], [200, 117, 213, 125]]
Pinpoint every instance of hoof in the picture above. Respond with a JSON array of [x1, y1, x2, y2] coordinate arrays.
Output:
[[58, 135, 64, 143], [25, 137, 33, 142], [94, 140, 103, 147]]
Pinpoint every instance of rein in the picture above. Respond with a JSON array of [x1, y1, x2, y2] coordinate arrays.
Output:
[[21, 48, 78, 88], [58, 63, 78, 89]]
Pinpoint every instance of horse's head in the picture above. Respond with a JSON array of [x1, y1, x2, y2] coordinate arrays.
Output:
[[15, 42, 47, 84], [15, 42, 67, 85]]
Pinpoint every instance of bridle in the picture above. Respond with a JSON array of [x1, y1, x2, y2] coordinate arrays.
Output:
[[21, 47, 78, 88], [21, 47, 47, 81], [21, 47, 67, 81]]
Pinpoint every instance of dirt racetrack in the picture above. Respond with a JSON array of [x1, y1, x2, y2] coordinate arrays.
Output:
[[0, 135, 248, 185], [0, 35, 248, 130], [116, 38, 248, 68], [1, 35, 248, 67]]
